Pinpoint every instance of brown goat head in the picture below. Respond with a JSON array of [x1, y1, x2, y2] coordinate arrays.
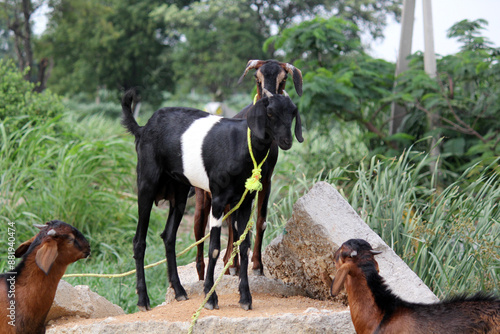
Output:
[[238, 59, 303, 99], [331, 239, 382, 296], [15, 220, 91, 275]]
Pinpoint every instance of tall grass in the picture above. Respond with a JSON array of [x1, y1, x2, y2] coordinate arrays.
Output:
[[0, 112, 198, 313], [346, 150, 500, 297]]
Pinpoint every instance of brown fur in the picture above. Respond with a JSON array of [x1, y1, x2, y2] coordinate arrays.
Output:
[[330, 239, 500, 334], [0, 221, 90, 334]]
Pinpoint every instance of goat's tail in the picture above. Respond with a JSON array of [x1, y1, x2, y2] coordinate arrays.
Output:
[[121, 89, 142, 137]]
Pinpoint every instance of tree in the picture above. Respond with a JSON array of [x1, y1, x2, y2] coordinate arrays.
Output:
[[394, 19, 500, 173], [268, 16, 397, 151], [0, 0, 46, 82], [39, 0, 176, 104], [253, 0, 401, 39], [153, 0, 269, 100]]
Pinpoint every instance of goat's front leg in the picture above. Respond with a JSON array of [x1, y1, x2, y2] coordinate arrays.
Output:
[[252, 176, 271, 276], [203, 201, 225, 310], [252, 145, 278, 275], [233, 200, 254, 310]]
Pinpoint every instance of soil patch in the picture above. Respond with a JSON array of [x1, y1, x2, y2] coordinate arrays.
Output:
[[48, 293, 347, 330]]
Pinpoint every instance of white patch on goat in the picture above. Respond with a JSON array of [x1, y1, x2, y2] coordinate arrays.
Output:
[[181, 115, 221, 191], [209, 212, 223, 228], [212, 249, 219, 259]]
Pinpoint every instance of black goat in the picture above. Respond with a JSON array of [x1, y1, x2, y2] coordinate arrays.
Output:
[[194, 59, 303, 279], [122, 90, 302, 311], [330, 239, 500, 334]]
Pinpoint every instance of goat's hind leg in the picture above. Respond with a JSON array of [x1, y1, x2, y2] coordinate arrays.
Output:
[[134, 181, 157, 311], [161, 183, 190, 302], [194, 188, 211, 281]]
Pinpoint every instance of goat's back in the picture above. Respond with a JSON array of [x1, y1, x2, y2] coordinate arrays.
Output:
[[380, 294, 500, 334], [137, 107, 254, 193]]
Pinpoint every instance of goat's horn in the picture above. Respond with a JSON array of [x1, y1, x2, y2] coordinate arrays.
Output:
[[350, 251, 357, 257], [284, 63, 296, 75], [262, 87, 273, 98], [370, 250, 382, 255], [33, 224, 47, 230], [238, 59, 264, 84], [47, 229, 57, 236]]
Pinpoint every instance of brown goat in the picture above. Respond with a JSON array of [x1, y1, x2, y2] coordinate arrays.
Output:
[[0, 220, 90, 334], [194, 59, 303, 280], [330, 239, 500, 334]]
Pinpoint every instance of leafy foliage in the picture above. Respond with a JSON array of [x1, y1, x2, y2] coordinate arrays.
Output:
[[394, 19, 500, 174], [39, 0, 175, 105], [0, 58, 63, 132], [153, 0, 269, 100]]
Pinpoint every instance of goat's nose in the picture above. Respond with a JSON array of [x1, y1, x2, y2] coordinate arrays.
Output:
[[279, 138, 292, 150]]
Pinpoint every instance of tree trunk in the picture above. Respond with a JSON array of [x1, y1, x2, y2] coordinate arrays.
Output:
[[21, 0, 34, 80]]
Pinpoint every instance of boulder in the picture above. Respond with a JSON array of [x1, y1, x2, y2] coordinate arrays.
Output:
[[263, 181, 439, 304], [46, 280, 125, 322]]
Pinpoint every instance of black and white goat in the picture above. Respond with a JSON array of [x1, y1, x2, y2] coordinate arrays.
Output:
[[330, 239, 500, 334], [121, 89, 303, 311], [194, 59, 303, 280]]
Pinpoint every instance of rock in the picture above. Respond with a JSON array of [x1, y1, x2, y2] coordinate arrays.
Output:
[[46, 311, 355, 334], [263, 181, 439, 304], [46, 280, 125, 322], [165, 251, 307, 303]]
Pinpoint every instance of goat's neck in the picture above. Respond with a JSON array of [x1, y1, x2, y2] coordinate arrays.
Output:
[[249, 134, 272, 162], [345, 272, 385, 334], [15, 256, 68, 331]]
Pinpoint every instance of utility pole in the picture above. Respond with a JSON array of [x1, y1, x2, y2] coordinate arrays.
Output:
[[422, 0, 440, 176], [390, 0, 416, 136]]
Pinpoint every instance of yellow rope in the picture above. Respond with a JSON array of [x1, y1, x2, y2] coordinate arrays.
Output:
[[63, 233, 211, 278]]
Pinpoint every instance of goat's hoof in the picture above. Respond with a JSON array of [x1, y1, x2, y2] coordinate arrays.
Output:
[[175, 294, 188, 302], [204, 301, 219, 310], [138, 305, 151, 312], [229, 267, 237, 276], [252, 269, 264, 276], [239, 302, 252, 311]]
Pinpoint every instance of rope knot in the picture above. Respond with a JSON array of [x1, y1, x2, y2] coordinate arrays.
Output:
[[245, 167, 263, 192]]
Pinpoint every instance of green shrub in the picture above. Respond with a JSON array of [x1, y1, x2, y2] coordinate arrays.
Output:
[[0, 59, 64, 132]]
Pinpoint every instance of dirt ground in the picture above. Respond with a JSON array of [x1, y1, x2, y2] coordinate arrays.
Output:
[[48, 293, 348, 330]]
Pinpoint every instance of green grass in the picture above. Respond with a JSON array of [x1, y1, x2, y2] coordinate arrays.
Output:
[[1, 108, 498, 314]]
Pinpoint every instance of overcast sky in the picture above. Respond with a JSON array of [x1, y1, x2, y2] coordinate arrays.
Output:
[[368, 0, 500, 61], [33, 0, 500, 64]]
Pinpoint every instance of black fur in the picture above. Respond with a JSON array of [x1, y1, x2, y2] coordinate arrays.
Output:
[[122, 90, 302, 311]]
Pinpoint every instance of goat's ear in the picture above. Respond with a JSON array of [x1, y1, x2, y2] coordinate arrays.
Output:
[[15, 235, 37, 258], [331, 263, 352, 296], [247, 98, 269, 140], [292, 67, 303, 96], [283, 64, 303, 96], [35, 239, 59, 275], [294, 109, 304, 143]]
